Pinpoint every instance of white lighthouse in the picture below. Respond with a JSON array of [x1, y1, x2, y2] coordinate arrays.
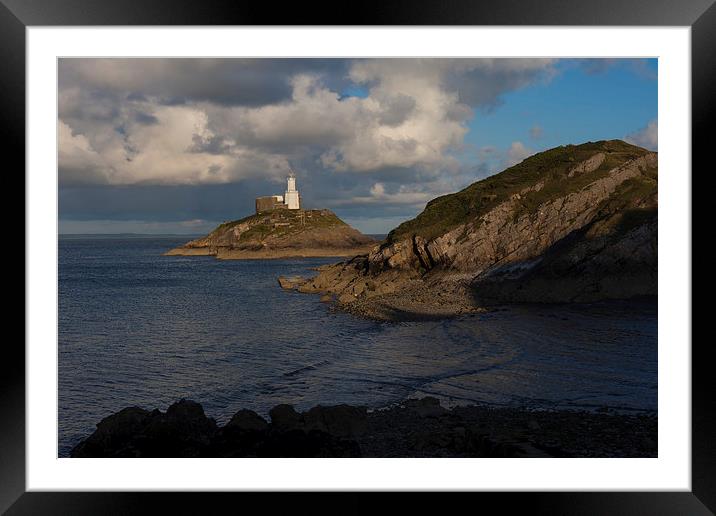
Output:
[[284, 170, 301, 210]]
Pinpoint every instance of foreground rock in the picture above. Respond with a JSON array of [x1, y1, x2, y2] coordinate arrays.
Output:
[[70, 400, 218, 458], [70, 398, 657, 458], [165, 209, 377, 260], [285, 141, 658, 320]]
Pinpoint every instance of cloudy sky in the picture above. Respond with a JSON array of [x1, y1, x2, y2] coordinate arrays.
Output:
[[58, 58, 657, 235]]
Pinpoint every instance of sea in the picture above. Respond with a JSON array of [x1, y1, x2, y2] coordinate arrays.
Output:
[[58, 235, 657, 457]]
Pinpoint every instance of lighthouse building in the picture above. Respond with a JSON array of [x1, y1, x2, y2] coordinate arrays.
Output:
[[255, 171, 301, 214], [284, 171, 301, 210]]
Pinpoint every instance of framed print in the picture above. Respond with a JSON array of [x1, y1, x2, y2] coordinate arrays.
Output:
[[4, 0, 712, 513]]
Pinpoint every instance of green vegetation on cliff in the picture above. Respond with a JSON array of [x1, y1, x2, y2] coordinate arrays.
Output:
[[212, 209, 347, 240], [387, 140, 655, 243], [174, 208, 376, 254]]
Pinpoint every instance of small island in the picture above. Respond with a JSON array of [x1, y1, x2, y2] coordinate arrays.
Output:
[[166, 172, 377, 259]]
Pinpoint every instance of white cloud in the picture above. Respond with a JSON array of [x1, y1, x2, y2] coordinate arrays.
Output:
[[327, 173, 476, 211], [504, 141, 535, 167], [58, 120, 111, 184], [220, 72, 471, 173], [60, 102, 290, 186], [59, 59, 557, 188], [625, 119, 658, 151]]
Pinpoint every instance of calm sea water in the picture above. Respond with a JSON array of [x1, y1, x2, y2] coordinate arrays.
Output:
[[58, 236, 657, 457]]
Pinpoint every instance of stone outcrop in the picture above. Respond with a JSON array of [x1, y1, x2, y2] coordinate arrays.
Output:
[[70, 400, 218, 458], [70, 398, 657, 458], [165, 209, 377, 260], [283, 140, 657, 320], [71, 399, 364, 458], [567, 151, 605, 177]]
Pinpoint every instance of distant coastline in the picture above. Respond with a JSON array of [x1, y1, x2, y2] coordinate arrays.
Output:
[[59, 233, 206, 239], [165, 245, 376, 260]]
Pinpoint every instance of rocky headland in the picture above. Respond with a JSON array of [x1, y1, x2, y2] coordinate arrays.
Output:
[[70, 398, 656, 458], [280, 140, 658, 321], [166, 208, 377, 259]]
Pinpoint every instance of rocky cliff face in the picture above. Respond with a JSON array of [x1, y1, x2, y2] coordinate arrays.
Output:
[[287, 140, 657, 320], [165, 209, 377, 259]]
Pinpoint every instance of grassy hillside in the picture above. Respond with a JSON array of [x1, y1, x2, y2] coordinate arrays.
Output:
[[210, 209, 348, 242], [387, 140, 654, 243]]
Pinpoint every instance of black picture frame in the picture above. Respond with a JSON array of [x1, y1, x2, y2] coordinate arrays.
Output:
[[4, 0, 711, 514]]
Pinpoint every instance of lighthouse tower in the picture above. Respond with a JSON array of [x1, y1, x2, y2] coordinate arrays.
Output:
[[284, 170, 300, 210]]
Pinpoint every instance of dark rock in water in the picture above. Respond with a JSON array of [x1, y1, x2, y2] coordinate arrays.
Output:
[[303, 404, 368, 438], [269, 404, 303, 431], [258, 429, 361, 458], [141, 399, 218, 457], [527, 419, 541, 431], [226, 409, 268, 432], [404, 397, 447, 418], [70, 397, 657, 458], [404, 420, 521, 457], [71, 399, 217, 458], [72, 399, 362, 458], [70, 406, 151, 458], [164, 399, 217, 437]]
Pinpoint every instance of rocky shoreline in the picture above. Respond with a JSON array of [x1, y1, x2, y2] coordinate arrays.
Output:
[[278, 142, 658, 322], [279, 269, 487, 321], [70, 398, 657, 458]]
